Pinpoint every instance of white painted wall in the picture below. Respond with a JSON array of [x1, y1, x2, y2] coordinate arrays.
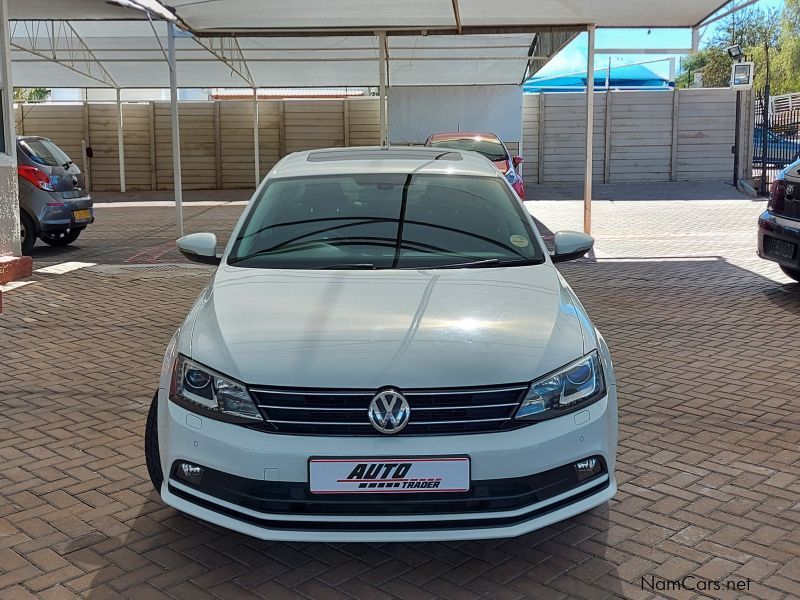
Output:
[[387, 85, 522, 145]]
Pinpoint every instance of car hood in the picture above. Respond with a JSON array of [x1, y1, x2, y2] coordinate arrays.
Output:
[[187, 263, 589, 389]]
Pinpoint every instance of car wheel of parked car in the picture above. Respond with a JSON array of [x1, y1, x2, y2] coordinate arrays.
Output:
[[780, 265, 800, 282], [40, 227, 83, 247], [20, 211, 36, 255], [145, 392, 164, 494]]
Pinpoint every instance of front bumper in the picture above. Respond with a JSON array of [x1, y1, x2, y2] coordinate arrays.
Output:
[[156, 385, 617, 542], [758, 210, 800, 269]]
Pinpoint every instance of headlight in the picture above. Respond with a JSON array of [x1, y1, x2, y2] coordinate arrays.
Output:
[[505, 169, 518, 185], [169, 355, 263, 423], [515, 352, 606, 420]]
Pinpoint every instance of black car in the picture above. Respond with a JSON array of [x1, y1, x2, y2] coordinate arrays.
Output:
[[758, 158, 800, 282]]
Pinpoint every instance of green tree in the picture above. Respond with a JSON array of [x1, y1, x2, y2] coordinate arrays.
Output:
[[13, 88, 50, 102], [676, 48, 733, 88], [710, 2, 781, 49], [766, 0, 800, 94], [677, 0, 800, 93]]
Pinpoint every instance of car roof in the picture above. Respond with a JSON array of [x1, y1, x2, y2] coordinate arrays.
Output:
[[269, 146, 501, 179]]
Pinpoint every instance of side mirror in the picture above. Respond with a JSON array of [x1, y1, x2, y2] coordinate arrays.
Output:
[[512, 155, 524, 166], [552, 231, 593, 263], [177, 232, 221, 265]]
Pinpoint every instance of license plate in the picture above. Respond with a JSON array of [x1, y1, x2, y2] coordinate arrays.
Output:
[[72, 209, 92, 221], [768, 237, 796, 261], [309, 457, 470, 494]]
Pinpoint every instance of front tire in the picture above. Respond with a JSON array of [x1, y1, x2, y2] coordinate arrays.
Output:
[[40, 227, 82, 247], [781, 265, 800, 282], [20, 211, 36, 255], [145, 392, 164, 494]]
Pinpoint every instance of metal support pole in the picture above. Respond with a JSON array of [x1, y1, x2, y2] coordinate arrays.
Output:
[[584, 25, 596, 235], [378, 31, 387, 147], [691, 27, 700, 53], [0, 0, 21, 257], [168, 23, 183, 236], [116, 88, 126, 193], [253, 88, 260, 187], [733, 90, 741, 187], [0, 1, 14, 165], [668, 57, 676, 84]]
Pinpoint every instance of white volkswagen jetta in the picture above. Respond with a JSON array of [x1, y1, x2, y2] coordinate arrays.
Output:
[[145, 146, 617, 542]]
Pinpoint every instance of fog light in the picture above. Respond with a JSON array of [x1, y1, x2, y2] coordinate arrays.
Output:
[[574, 457, 602, 481], [178, 462, 204, 485]]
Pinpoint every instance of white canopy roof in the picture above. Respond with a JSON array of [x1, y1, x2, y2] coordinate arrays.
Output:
[[8, 21, 574, 88], [166, 0, 730, 32], [6, 0, 731, 89]]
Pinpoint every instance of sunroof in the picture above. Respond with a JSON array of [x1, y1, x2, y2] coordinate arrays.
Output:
[[307, 149, 463, 162]]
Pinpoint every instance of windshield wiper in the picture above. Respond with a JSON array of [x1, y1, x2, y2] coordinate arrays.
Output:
[[422, 258, 544, 269], [319, 263, 377, 270]]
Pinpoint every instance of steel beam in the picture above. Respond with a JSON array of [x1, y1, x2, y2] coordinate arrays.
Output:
[[378, 30, 387, 147], [168, 23, 184, 237], [10, 21, 117, 87], [253, 87, 260, 187], [697, 0, 760, 28], [192, 36, 254, 87], [116, 88, 126, 193], [0, 0, 20, 257], [584, 25, 595, 235], [594, 48, 692, 55]]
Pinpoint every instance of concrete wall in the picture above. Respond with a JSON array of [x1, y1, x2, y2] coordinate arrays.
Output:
[[388, 85, 522, 145], [14, 98, 381, 192], [520, 88, 747, 184], [13, 89, 748, 192]]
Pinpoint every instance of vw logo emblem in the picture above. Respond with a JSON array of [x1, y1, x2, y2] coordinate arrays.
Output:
[[368, 389, 410, 434]]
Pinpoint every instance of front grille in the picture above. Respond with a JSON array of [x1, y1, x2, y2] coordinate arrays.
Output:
[[247, 385, 529, 435]]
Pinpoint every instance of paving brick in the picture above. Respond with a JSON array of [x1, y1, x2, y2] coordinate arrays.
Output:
[[0, 196, 797, 599]]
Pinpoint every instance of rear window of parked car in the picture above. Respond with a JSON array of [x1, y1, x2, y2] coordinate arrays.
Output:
[[19, 138, 72, 167]]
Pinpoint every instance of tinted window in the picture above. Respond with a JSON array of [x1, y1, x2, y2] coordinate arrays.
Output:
[[229, 173, 542, 270], [19, 139, 72, 167], [428, 137, 508, 162]]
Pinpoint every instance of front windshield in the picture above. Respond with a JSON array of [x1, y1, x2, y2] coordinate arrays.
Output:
[[228, 173, 543, 270], [428, 138, 508, 162]]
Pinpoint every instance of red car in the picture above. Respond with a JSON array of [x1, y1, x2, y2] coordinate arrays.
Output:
[[425, 132, 525, 198]]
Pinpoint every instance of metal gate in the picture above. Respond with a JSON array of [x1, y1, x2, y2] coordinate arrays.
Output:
[[754, 88, 800, 193]]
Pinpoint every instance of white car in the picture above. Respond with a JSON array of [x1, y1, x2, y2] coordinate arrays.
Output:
[[145, 146, 618, 542]]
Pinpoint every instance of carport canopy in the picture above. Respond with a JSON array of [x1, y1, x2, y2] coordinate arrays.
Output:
[[6, 0, 733, 88], [0, 0, 735, 257]]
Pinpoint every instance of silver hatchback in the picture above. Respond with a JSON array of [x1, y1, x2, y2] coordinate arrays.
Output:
[[17, 136, 94, 254]]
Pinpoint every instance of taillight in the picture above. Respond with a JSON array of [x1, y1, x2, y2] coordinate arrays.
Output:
[[17, 164, 54, 191], [768, 179, 787, 213]]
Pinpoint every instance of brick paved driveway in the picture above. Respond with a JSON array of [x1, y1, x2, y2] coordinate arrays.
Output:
[[1, 194, 798, 599]]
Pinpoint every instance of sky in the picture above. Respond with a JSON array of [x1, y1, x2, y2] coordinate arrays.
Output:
[[536, 0, 785, 80]]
